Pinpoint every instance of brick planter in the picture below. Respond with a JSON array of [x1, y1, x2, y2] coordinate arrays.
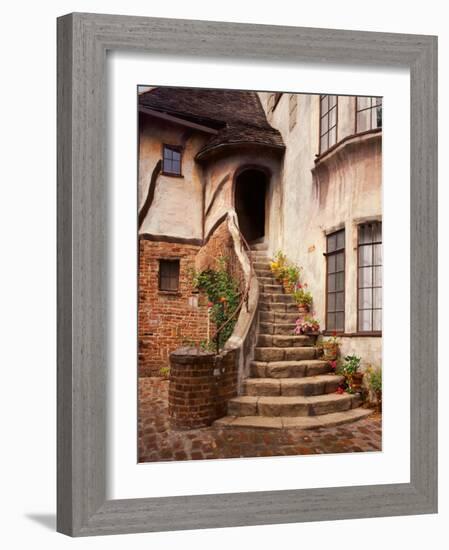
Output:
[[168, 346, 238, 430]]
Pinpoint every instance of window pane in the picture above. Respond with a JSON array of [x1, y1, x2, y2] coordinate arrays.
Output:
[[321, 95, 328, 112], [164, 159, 173, 173], [359, 266, 373, 288], [374, 244, 382, 265], [372, 222, 382, 242], [336, 251, 344, 271], [336, 292, 344, 311], [373, 309, 382, 331], [327, 234, 336, 252], [373, 287, 382, 309], [172, 159, 181, 174], [327, 313, 335, 331], [328, 126, 336, 147], [164, 147, 173, 160], [359, 245, 372, 267], [336, 271, 345, 292], [329, 107, 337, 127], [329, 95, 337, 108], [376, 105, 382, 128], [321, 113, 328, 134], [373, 266, 382, 286], [357, 96, 371, 110], [359, 288, 372, 309], [327, 254, 336, 273], [327, 273, 336, 292], [336, 312, 345, 331], [327, 293, 336, 312], [320, 134, 327, 153], [336, 231, 345, 250], [172, 150, 181, 163], [358, 309, 372, 331], [359, 223, 372, 244]]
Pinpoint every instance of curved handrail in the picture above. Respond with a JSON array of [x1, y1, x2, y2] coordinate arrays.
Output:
[[210, 211, 255, 353]]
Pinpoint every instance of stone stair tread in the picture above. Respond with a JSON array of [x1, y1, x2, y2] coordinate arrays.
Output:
[[244, 375, 344, 397], [246, 375, 344, 388], [214, 408, 373, 430], [230, 393, 353, 406]]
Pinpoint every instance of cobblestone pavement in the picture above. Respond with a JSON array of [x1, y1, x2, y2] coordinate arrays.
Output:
[[138, 378, 382, 462]]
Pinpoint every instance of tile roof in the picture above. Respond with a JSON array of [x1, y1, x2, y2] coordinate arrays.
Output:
[[139, 87, 285, 159]]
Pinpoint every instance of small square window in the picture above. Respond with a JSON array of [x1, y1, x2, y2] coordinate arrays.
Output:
[[159, 259, 180, 292], [162, 145, 182, 176]]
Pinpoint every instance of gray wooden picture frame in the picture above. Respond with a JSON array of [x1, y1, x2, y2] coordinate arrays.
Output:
[[57, 12, 438, 537]]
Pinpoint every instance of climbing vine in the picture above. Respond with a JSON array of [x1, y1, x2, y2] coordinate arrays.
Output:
[[192, 256, 240, 350]]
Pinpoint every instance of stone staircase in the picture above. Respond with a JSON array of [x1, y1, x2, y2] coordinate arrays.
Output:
[[215, 242, 372, 429]]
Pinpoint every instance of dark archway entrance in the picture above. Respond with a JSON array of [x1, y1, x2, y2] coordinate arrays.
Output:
[[234, 168, 268, 244]]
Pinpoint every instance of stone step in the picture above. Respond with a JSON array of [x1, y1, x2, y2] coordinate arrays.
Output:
[[254, 261, 272, 271], [260, 311, 300, 323], [228, 393, 361, 417], [254, 346, 318, 362], [261, 285, 283, 295], [213, 408, 373, 430], [260, 301, 299, 313], [250, 242, 269, 251], [261, 292, 295, 303], [250, 360, 330, 378], [257, 276, 276, 286], [259, 322, 296, 335], [254, 268, 273, 278], [257, 334, 315, 348], [244, 375, 345, 397]]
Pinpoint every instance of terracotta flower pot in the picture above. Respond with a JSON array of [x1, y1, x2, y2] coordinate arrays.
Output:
[[323, 343, 339, 361], [297, 304, 310, 314], [351, 372, 364, 393]]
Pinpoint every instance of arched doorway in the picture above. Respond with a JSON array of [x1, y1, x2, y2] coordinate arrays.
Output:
[[234, 168, 268, 244]]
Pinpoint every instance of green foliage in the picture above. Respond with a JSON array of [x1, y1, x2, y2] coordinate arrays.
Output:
[[366, 365, 382, 393], [337, 355, 361, 376], [293, 288, 313, 306], [159, 366, 170, 379], [192, 256, 240, 350]]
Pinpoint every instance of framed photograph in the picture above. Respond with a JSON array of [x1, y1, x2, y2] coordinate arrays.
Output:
[[57, 13, 437, 536]]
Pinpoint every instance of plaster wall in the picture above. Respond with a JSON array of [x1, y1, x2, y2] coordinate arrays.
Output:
[[138, 115, 208, 240], [260, 92, 382, 367]]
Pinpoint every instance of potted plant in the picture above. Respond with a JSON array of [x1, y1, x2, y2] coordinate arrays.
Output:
[[283, 264, 300, 293], [294, 315, 320, 335], [293, 285, 313, 313], [337, 355, 362, 393], [269, 251, 287, 282], [366, 365, 382, 412], [322, 331, 340, 360]]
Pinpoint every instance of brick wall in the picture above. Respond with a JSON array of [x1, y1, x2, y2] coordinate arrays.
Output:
[[168, 347, 238, 429], [195, 220, 245, 293], [138, 239, 209, 377], [138, 218, 245, 377]]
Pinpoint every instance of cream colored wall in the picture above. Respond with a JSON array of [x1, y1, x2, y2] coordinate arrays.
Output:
[[202, 150, 283, 246], [138, 116, 208, 240], [260, 92, 382, 368]]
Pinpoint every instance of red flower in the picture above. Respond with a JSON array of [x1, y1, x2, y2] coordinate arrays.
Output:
[[207, 302, 213, 308], [332, 330, 337, 337], [219, 296, 227, 303]]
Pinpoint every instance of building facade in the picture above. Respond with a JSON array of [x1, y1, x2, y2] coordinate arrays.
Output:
[[138, 87, 382, 377]]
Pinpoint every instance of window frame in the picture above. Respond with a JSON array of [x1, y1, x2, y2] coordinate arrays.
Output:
[[355, 96, 383, 134], [319, 94, 338, 155], [357, 221, 382, 334], [158, 258, 181, 292], [162, 144, 183, 177], [325, 228, 345, 333]]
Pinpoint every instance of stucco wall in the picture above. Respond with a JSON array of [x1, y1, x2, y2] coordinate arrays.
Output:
[[138, 114, 209, 240], [260, 92, 382, 368], [201, 149, 283, 245]]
